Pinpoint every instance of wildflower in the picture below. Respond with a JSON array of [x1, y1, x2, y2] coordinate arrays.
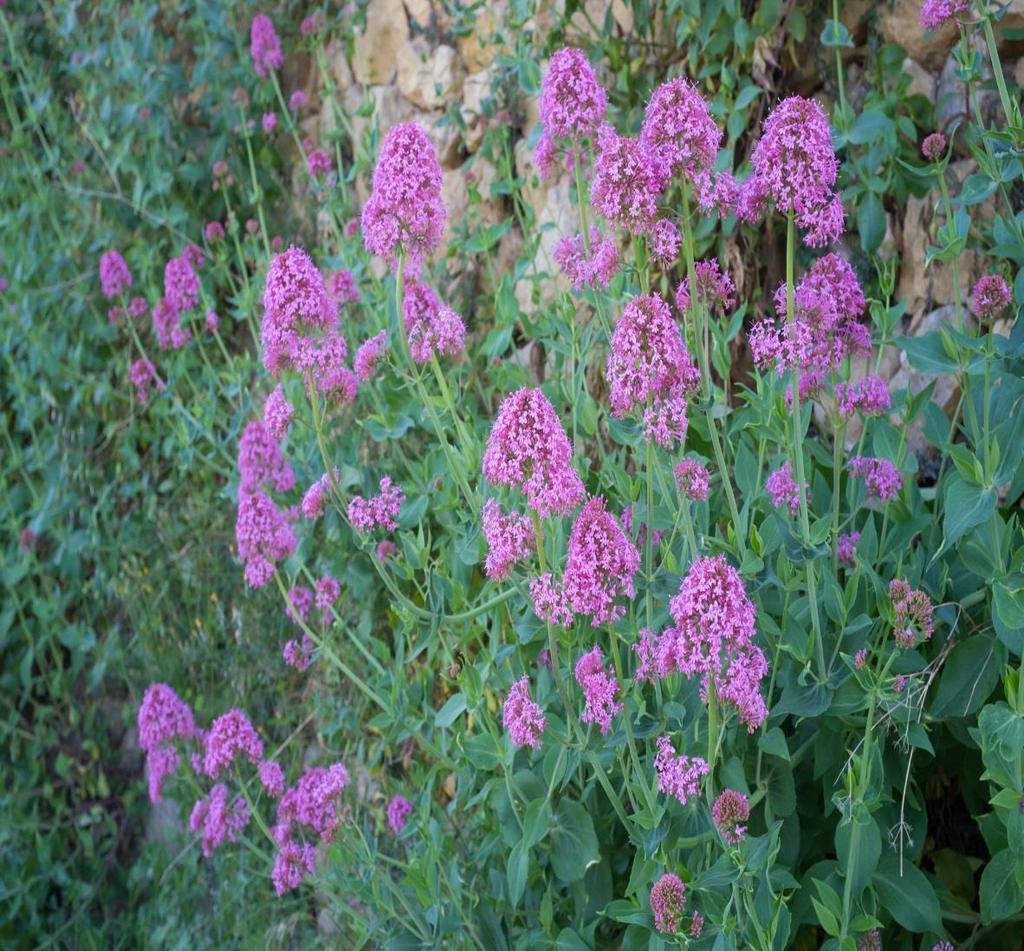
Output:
[[575, 645, 622, 734], [931, 943, 955, 951], [272, 841, 317, 895], [532, 496, 640, 627], [288, 90, 307, 112], [607, 292, 700, 448], [129, 358, 161, 404], [329, 270, 361, 306], [301, 470, 337, 520], [857, 931, 882, 951], [654, 735, 709, 807], [184, 243, 204, 270], [348, 476, 404, 533], [482, 498, 534, 580], [894, 674, 907, 693], [387, 795, 413, 834], [314, 575, 340, 620], [746, 96, 842, 246], [971, 274, 1013, 318], [590, 125, 664, 234], [151, 297, 191, 350], [920, 0, 969, 31], [354, 331, 388, 382], [301, 12, 324, 35], [648, 219, 681, 266], [712, 789, 750, 844], [675, 260, 736, 315], [261, 246, 339, 376], [307, 148, 333, 178], [838, 531, 860, 565], [889, 579, 934, 647], [854, 648, 867, 670], [650, 872, 687, 934], [283, 635, 314, 672], [263, 385, 293, 440], [503, 676, 546, 749], [250, 14, 283, 78], [538, 48, 607, 142], [138, 683, 195, 752], [190, 783, 250, 858], [835, 375, 891, 418], [674, 459, 710, 502], [19, 528, 36, 552], [238, 419, 294, 496], [641, 77, 721, 184], [164, 254, 200, 312], [203, 709, 264, 780], [376, 540, 397, 561], [276, 763, 350, 844], [534, 132, 556, 178], [690, 912, 705, 937], [654, 556, 768, 730], [402, 280, 466, 363], [260, 760, 286, 798], [848, 456, 902, 502], [921, 132, 947, 161], [553, 228, 620, 290], [99, 250, 132, 298], [262, 111, 278, 133], [235, 491, 297, 588], [482, 388, 585, 518], [128, 296, 148, 319], [696, 169, 740, 218], [145, 744, 178, 804], [361, 123, 447, 268], [205, 309, 219, 333], [765, 460, 803, 516], [284, 586, 313, 627]]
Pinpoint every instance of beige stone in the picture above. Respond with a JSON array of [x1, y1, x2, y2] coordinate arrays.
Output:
[[903, 57, 935, 101], [352, 0, 410, 85], [397, 40, 464, 111], [878, 0, 957, 70], [403, 0, 432, 28], [460, 66, 494, 152], [457, 2, 506, 73]]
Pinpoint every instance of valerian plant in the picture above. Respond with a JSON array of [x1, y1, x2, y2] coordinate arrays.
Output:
[[4, 1, 1024, 947]]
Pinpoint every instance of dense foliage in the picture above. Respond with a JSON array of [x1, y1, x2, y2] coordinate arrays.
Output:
[[3, 1, 1024, 948]]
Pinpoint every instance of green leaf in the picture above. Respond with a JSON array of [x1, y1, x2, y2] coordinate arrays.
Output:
[[820, 20, 854, 47], [931, 636, 1002, 718], [857, 192, 886, 253], [850, 110, 894, 145], [940, 474, 996, 555], [522, 798, 552, 849], [896, 332, 961, 375], [549, 800, 600, 882], [874, 856, 941, 933], [507, 840, 529, 906], [836, 812, 881, 901], [979, 848, 1024, 924], [758, 727, 790, 761], [435, 693, 467, 728]]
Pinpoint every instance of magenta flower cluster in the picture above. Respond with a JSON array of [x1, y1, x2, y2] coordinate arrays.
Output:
[[99, 250, 132, 298], [675, 259, 736, 315], [503, 676, 546, 749], [250, 14, 283, 78], [482, 388, 584, 518], [190, 784, 250, 858], [574, 645, 622, 734], [712, 788, 750, 845], [919, 0, 969, 30], [387, 795, 414, 834], [348, 476, 405, 533], [137, 683, 195, 803], [765, 460, 803, 516], [203, 708, 264, 779], [848, 456, 902, 502], [535, 47, 607, 175], [553, 228, 619, 290], [482, 498, 534, 580], [835, 375, 891, 418], [674, 458, 711, 502], [650, 872, 687, 934], [971, 274, 1013, 318], [654, 735, 709, 807], [889, 579, 935, 647], [531, 496, 640, 627], [402, 280, 467, 363]]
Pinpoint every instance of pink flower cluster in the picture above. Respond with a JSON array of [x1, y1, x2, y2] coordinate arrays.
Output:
[[921, 132, 947, 161], [250, 14, 283, 78], [129, 358, 162, 404], [640, 556, 768, 731], [235, 490, 297, 587], [503, 676, 546, 749], [306, 148, 333, 178], [531, 496, 640, 627], [272, 762, 350, 894], [675, 259, 736, 315], [835, 375, 891, 418], [654, 735, 709, 807], [361, 123, 447, 268], [164, 254, 200, 312], [482, 498, 534, 580], [387, 795, 413, 834], [202, 708, 264, 779], [749, 253, 868, 398], [673, 458, 710, 502], [553, 228, 619, 290], [402, 280, 467, 363], [535, 47, 607, 174], [648, 219, 681, 266], [971, 274, 1013, 318], [920, 0, 969, 30], [743, 96, 843, 247], [589, 125, 664, 234], [574, 645, 622, 734], [301, 469, 337, 520], [765, 460, 803, 516], [260, 760, 286, 798], [99, 250, 132, 298], [607, 292, 700, 448], [189, 783, 250, 858], [641, 77, 721, 185], [238, 419, 295, 496], [152, 296, 191, 350], [889, 579, 935, 647], [838, 531, 860, 565], [650, 872, 687, 934], [712, 788, 750, 845], [137, 683, 195, 803], [848, 456, 902, 502], [348, 476, 404, 533], [482, 388, 584, 518], [262, 385, 294, 439], [329, 270, 361, 305], [354, 331, 388, 382]]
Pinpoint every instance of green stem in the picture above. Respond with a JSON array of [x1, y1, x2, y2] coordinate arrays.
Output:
[[981, 13, 1019, 133]]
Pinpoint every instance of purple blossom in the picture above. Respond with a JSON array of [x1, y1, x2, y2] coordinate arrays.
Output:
[[654, 735, 709, 807], [482, 498, 534, 580], [590, 126, 665, 234], [482, 388, 585, 518], [203, 709, 264, 779], [235, 491, 297, 588], [250, 14, 283, 78], [129, 358, 162, 404], [650, 872, 687, 934], [553, 228, 620, 290], [354, 331, 388, 382], [138, 683, 195, 753], [329, 270, 361, 306], [574, 645, 622, 734], [189, 783, 250, 858], [301, 470, 336, 520], [306, 148, 333, 178], [260, 760, 285, 798], [387, 795, 413, 834], [712, 789, 750, 844], [502, 676, 546, 749], [765, 460, 803, 516], [971, 273, 1013, 318], [648, 219, 681, 267], [288, 90, 307, 112], [835, 375, 891, 418], [262, 111, 278, 133], [921, 132, 947, 161], [275, 762, 350, 845], [402, 280, 466, 363], [348, 476, 405, 533], [237, 419, 294, 496], [675, 259, 736, 315], [920, 0, 969, 30], [641, 77, 721, 184], [848, 456, 902, 502], [283, 635, 314, 672], [538, 48, 607, 142], [674, 459, 710, 502], [263, 385, 293, 440], [838, 531, 860, 565], [99, 250, 132, 298], [164, 255, 200, 312], [272, 840, 317, 895], [890, 579, 934, 647]]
